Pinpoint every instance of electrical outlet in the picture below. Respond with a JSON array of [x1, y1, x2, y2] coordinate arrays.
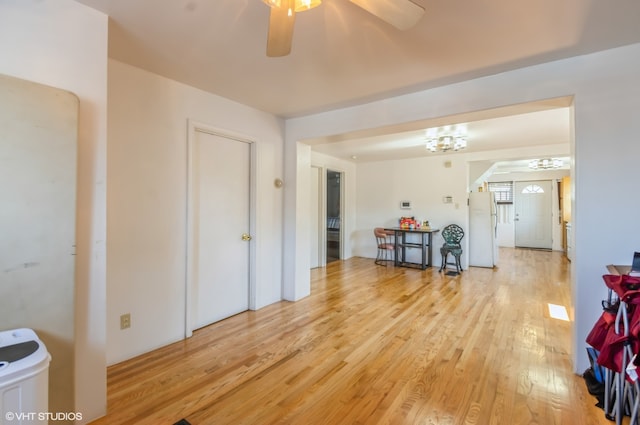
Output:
[[120, 313, 131, 330]]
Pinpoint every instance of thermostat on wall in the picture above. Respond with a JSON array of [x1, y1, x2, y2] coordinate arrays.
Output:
[[400, 200, 412, 209]]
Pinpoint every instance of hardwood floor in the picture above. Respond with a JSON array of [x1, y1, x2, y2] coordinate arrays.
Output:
[[90, 248, 610, 424]]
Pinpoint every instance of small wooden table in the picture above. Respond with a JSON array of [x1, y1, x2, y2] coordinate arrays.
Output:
[[384, 227, 440, 270]]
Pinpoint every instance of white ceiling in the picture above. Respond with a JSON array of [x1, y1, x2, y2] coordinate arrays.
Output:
[[309, 99, 573, 163], [73, 0, 640, 166]]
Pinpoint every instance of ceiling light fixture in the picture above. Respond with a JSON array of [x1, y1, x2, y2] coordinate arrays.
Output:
[[262, 0, 321, 13], [261, 0, 423, 57], [529, 158, 563, 170], [425, 125, 468, 153], [262, 0, 322, 56]]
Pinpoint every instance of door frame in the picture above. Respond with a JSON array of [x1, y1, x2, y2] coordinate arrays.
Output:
[[309, 164, 347, 268], [185, 119, 257, 338], [310, 165, 323, 268]]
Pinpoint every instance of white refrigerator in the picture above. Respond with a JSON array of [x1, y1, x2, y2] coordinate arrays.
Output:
[[468, 192, 498, 267]]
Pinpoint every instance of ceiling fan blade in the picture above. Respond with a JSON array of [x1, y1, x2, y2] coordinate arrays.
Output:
[[349, 0, 425, 30], [266, 1, 296, 57]]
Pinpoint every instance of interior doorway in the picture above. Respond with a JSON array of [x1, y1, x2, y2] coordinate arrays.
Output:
[[326, 170, 342, 263]]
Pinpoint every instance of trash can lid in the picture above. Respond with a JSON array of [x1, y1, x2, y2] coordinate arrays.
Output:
[[0, 328, 50, 382], [0, 340, 39, 362]]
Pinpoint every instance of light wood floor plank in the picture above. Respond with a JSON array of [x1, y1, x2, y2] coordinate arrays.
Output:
[[89, 248, 612, 425]]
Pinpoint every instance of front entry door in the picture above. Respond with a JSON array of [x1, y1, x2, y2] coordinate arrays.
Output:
[[514, 180, 552, 249], [190, 128, 251, 329]]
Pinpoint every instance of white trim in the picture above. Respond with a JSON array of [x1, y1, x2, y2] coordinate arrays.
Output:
[[185, 119, 257, 338]]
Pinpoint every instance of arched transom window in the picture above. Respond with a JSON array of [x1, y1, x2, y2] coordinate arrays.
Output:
[[521, 184, 545, 194]]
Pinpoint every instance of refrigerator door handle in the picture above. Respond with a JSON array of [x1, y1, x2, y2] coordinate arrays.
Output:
[[492, 213, 498, 237]]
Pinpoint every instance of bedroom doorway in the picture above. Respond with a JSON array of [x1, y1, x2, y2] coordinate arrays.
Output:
[[326, 170, 342, 263]]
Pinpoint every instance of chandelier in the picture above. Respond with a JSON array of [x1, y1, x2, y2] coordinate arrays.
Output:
[[528, 158, 563, 170], [425, 125, 468, 152]]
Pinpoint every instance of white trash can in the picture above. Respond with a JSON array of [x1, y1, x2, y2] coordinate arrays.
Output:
[[0, 329, 50, 425]]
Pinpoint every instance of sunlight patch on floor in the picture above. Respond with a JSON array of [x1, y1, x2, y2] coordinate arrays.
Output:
[[548, 303, 570, 321]]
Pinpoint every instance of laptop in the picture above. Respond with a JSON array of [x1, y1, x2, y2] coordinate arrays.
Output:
[[629, 252, 640, 277]]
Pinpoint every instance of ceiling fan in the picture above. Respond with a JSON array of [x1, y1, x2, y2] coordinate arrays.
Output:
[[261, 0, 425, 57]]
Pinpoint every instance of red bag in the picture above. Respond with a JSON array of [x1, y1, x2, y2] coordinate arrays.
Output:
[[586, 310, 616, 351], [603, 274, 640, 301], [591, 275, 640, 373], [596, 325, 638, 373]]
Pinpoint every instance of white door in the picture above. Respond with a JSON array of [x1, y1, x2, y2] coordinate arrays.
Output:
[[190, 129, 251, 330], [0, 75, 78, 415], [514, 180, 552, 249], [310, 166, 322, 269]]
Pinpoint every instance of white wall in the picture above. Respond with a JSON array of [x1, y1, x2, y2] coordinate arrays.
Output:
[[351, 145, 571, 263], [345, 155, 570, 265], [0, 1, 108, 422], [284, 42, 640, 374], [107, 60, 284, 364], [355, 155, 468, 268]]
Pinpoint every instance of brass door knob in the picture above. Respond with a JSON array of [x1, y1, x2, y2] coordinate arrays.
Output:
[[241, 233, 252, 241]]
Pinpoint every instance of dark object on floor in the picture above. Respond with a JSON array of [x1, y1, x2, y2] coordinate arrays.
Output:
[[583, 367, 605, 409], [446, 271, 459, 276], [173, 420, 191, 425], [583, 347, 605, 409]]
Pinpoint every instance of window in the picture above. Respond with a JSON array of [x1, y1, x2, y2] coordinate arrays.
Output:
[[488, 181, 513, 204], [521, 184, 545, 194]]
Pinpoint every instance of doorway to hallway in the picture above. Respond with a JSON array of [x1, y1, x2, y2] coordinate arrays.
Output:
[[326, 170, 342, 263]]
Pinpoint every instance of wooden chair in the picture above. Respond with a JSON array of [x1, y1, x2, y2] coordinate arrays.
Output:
[[374, 227, 395, 265], [439, 224, 464, 273]]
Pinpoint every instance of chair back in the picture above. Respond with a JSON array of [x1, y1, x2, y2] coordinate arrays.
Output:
[[374, 227, 387, 238], [442, 224, 464, 246]]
